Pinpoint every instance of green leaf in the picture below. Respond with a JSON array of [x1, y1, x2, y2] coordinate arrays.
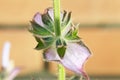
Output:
[[30, 21, 53, 36], [56, 38, 62, 46], [57, 46, 66, 58], [56, 39, 67, 58], [35, 36, 54, 50], [61, 12, 72, 30], [42, 14, 54, 32], [35, 42, 45, 50], [62, 10, 67, 21], [66, 12, 72, 24], [63, 12, 71, 25], [65, 28, 80, 42]]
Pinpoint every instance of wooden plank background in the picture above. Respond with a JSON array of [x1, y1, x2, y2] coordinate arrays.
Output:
[[0, 30, 44, 74], [49, 28, 120, 76], [0, 28, 120, 76], [0, 0, 120, 76], [0, 0, 120, 24]]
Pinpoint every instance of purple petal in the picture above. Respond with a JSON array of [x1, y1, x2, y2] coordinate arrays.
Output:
[[47, 8, 54, 21], [2, 42, 11, 69], [8, 68, 21, 80], [45, 48, 60, 61], [33, 12, 44, 26], [61, 42, 90, 79], [47, 8, 63, 21], [44, 42, 91, 80], [61, 43, 90, 73]]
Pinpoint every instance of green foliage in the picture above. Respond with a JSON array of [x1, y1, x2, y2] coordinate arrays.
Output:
[[29, 7, 81, 57], [42, 13, 54, 32], [30, 21, 54, 37], [61, 11, 72, 30], [30, 21, 55, 50], [65, 24, 80, 42], [56, 39, 66, 58], [34, 36, 55, 50]]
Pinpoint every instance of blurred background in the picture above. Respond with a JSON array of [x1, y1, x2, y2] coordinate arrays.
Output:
[[0, 0, 120, 79]]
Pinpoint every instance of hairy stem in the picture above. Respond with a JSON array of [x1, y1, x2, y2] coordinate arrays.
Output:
[[58, 64, 65, 80], [53, 0, 65, 80], [53, 0, 61, 37]]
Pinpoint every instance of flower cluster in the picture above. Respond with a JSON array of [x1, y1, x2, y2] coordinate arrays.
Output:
[[29, 8, 91, 80]]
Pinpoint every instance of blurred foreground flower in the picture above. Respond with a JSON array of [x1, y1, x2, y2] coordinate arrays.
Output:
[[29, 8, 91, 80], [0, 42, 20, 80]]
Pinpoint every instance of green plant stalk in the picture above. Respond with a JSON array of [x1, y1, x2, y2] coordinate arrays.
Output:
[[53, 0, 61, 37], [53, 0, 65, 80], [80, 75, 83, 80], [58, 64, 65, 80]]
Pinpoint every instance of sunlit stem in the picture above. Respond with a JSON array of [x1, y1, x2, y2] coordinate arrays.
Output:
[[53, 0, 65, 80], [58, 64, 65, 80]]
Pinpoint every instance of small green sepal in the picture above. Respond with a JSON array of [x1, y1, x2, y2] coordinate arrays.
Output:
[[57, 46, 66, 58]]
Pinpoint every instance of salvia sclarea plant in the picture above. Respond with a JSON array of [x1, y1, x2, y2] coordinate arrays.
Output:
[[29, 0, 91, 80], [0, 42, 20, 80]]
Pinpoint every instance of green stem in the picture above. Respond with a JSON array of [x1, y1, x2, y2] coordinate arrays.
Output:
[[80, 75, 83, 80], [53, 0, 61, 37], [53, 0, 65, 80], [58, 64, 65, 80]]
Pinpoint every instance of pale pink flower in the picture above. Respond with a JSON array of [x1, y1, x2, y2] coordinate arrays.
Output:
[[44, 41, 91, 80]]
